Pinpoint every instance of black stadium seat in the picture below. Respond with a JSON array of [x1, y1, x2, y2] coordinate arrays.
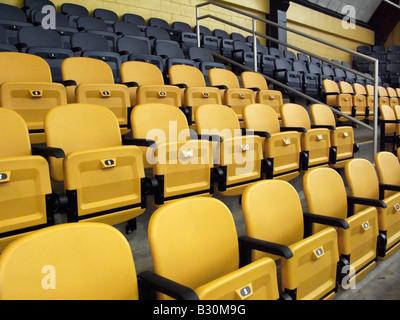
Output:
[[93, 8, 119, 31], [76, 16, 118, 52], [116, 36, 163, 72], [71, 32, 122, 83], [61, 3, 90, 28], [17, 27, 74, 82], [0, 3, 32, 45], [32, 12, 77, 49], [0, 25, 17, 52]]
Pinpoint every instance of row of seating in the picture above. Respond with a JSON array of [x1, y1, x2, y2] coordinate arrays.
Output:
[[322, 79, 400, 123], [1, 1, 381, 99], [0, 150, 399, 300], [354, 45, 400, 88]]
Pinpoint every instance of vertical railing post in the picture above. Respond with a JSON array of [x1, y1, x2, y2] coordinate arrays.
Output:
[[373, 60, 379, 156], [196, 6, 201, 47], [252, 18, 257, 72]]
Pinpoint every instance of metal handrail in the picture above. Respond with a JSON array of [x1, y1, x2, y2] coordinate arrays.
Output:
[[196, 1, 380, 155]]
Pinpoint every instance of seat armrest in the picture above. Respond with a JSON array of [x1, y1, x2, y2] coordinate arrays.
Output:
[[280, 126, 307, 133], [138, 271, 199, 300], [241, 129, 271, 138], [31, 144, 65, 159], [303, 212, 349, 229], [311, 125, 336, 130], [122, 81, 139, 88], [197, 134, 223, 143], [212, 85, 228, 90], [122, 137, 157, 148], [172, 83, 188, 89], [61, 80, 77, 87], [347, 195, 387, 208], [238, 235, 293, 267]]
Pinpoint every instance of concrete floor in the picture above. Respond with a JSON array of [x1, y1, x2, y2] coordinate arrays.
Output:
[[109, 123, 400, 300]]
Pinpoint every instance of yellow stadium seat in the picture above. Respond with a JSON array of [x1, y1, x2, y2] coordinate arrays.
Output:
[[375, 151, 400, 199], [241, 71, 284, 120], [0, 52, 67, 144], [280, 103, 331, 170], [367, 84, 390, 108], [310, 104, 358, 168], [0, 223, 139, 300], [43, 103, 146, 230], [353, 83, 374, 121], [169, 64, 222, 127], [387, 87, 399, 108], [241, 180, 339, 300], [243, 103, 302, 181], [0, 108, 56, 253], [130, 103, 214, 206], [339, 81, 367, 120], [208, 68, 255, 124], [195, 104, 264, 196], [379, 104, 399, 152], [345, 158, 400, 260], [143, 197, 280, 300], [61, 57, 131, 136], [304, 167, 379, 286], [322, 79, 353, 123]]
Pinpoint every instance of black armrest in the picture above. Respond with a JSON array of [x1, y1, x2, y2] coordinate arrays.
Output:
[[380, 119, 400, 124], [380, 183, 400, 193], [197, 134, 223, 143], [347, 195, 387, 208], [72, 46, 83, 52], [118, 50, 130, 55], [303, 212, 349, 229], [280, 126, 307, 133], [138, 271, 199, 300], [238, 235, 293, 260], [122, 137, 157, 148], [324, 92, 339, 96], [212, 85, 228, 90], [311, 125, 336, 130], [172, 83, 188, 89], [61, 80, 77, 87], [242, 129, 271, 138], [247, 87, 261, 92], [32, 144, 65, 159], [122, 81, 139, 88]]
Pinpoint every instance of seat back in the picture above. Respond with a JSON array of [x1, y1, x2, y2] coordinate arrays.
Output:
[[209, 68, 240, 88], [121, 61, 164, 85], [45, 103, 123, 181], [169, 64, 206, 87], [62, 56, 114, 84], [62, 57, 130, 133], [304, 168, 348, 233], [380, 104, 397, 135], [195, 104, 240, 136], [0, 52, 67, 144], [241, 71, 268, 90], [0, 108, 31, 158], [131, 103, 190, 144], [281, 103, 311, 130], [149, 197, 279, 300], [242, 180, 304, 261], [0, 223, 138, 300], [243, 103, 281, 134], [310, 104, 336, 127], [149, 197, 239, 287], [0, 108, 52, 251], [345, 158, 380, 213], [375, 151, 400, 198]]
